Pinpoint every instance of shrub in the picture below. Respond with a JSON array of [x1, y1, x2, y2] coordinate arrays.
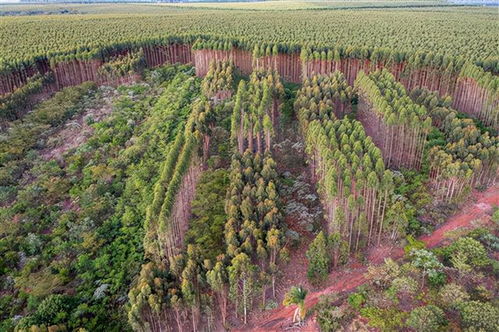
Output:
[[492, 208, 499, 223], [410, 249, 444, 287], [366, 258, 400, 289], [438, 283, 469, 308], [428, 270, 446, 288], [447, 237, 490, 269], [407, 305, 446, 332], [390, 276, 418, 295], [404, 235, 426, 257], [360, 307, 407, 332], [459, 301, 499, 331], [316, 303, 353, 332], [347, 292, 366, 310]]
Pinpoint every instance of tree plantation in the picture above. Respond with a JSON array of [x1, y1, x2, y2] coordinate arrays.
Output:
[[0, 2, 498, 332]]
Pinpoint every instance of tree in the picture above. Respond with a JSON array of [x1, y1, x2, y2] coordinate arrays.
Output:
[[266, 228, 281, 297], [407, 305, 446, 332], [306, 231, 330, 284], [181, 246, 202, 332], [410, 249, 444, 288], [283, 286, 308, 324], [206, 261, 229, 326], [228, 253, 257, 324]]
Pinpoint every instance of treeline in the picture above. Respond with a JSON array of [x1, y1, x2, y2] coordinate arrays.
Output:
[[411, 89, 498, 202], [230, 70, 284, 154], [355, 69, 432, 170]]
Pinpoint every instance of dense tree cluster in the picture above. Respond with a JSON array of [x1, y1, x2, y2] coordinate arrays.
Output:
[[305, 118, 397, 250], [454, 63, 499, 128], [411, 88, 498, 202], [230, 70, 284, 154], [295, 72, 398, 252], [97, 48, 145, 80], [355, 69, 432, 169], [294, 71, 354, 120], [201, 60, 234, 100], [428, 109, 498, 201]]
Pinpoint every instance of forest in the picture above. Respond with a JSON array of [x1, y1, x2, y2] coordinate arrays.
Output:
[[0, 1, 498, 331]]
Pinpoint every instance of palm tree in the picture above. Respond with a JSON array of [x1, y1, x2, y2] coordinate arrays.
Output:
[[283, 286, 308, 324]]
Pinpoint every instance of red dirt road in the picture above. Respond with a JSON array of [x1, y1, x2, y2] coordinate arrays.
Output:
[[236, 185, 499, 331]]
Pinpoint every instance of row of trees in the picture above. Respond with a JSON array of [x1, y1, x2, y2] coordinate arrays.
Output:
[[230, 70, 284, 154], [295, 72, 398, 254], [224, 151, 284, 324], [355, 69, 432, 170], [129, 62, 236, 331], [411, 89, 498, 202], [201, 60, 234, 100]]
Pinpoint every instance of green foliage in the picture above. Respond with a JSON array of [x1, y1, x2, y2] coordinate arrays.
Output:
[[306, 231, 330, 284], [0, 82, 96, 186], [283, 286, 308, 321], [17, 294, 75, 328], [404, 234, 426, 257], [366, 258, 401, 289], [185, 169, 229, 261], [441, 237, 490, 269], [458, 301, 499, 331], [492, 207, 499, 223], [389, 276, 418, 296], [98, 48, 145, 79], [315, 294, 354, 332], [406, 305, 446, 332], [347, 292, 366, 310], [0, 67, 199, 330], [360, 307, 407, 332], [438, 283, 470, 308], [0, 73, 47, 123]]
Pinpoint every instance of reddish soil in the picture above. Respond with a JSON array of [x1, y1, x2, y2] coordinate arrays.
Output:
[[235, 185, 499, 331]]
